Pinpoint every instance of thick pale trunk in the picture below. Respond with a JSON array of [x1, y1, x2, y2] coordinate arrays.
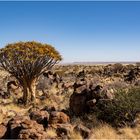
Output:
[[21, 79, 37, 105], [29, 80, 37, 103]]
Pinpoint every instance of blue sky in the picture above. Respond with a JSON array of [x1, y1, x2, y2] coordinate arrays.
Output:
[[0, 1, 140, 62]]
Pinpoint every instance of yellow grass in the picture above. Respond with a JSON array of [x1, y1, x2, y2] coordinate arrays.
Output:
[[69, 131, 83, 140], [45, 128, 57, 138], [89, 123, 140, 139], [90, 124, 119, 139], [119, 126, 140, 139], [0, 103, 29, 123]]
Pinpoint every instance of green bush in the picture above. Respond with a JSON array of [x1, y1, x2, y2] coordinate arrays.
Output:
[[95, 87, 140, 127]]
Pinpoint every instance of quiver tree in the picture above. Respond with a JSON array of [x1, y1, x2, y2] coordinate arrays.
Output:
[[0, 41, 62, 104]]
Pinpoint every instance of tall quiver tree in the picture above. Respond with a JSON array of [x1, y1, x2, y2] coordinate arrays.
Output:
[[0, 41, 62, 104]]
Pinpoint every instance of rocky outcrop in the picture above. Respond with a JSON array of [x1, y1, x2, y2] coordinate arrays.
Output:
[[70, 81, 114, 115], [3, 115, 49, 139], [0, 108, 71, 139]]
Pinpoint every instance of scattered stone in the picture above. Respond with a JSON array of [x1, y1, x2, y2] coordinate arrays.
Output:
[[0, 124, 7, 138], [86, 99, 97, 108], [18, 128, 48, 139], [56, 123, 73, 138], [49, 111, 70, 125]]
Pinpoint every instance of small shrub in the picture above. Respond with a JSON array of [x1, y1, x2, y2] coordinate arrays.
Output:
[[95, 87, 140, 127]]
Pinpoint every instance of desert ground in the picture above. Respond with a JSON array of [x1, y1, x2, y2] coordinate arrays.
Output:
[[0, 63, 140, 139]]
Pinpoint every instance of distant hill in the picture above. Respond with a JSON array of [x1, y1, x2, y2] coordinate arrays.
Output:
[[59, 61, 139, 65]]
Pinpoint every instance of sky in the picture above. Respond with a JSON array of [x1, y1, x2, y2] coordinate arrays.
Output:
[[0, 1, 140, 63]]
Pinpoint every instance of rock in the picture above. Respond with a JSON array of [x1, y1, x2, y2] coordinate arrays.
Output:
[[7, 116, 29, 139], [5, 115, 46, 139], [135, 80, 140, 86], [74, 124, 91, 139], [104, 91, 114, 100], [63, 82, 73, 89], [0, 124, 7, 138], [29, 110, 49, 128], [86, 99, 97, 108], [77, 70, 85, 77], [124, 69, 137, 83], [73, 80, 86, 91], [56, 123, 73, 138], [18, 128, 48, 139], [49, 111, 70, 125], [75, 85, 87, 94], [69, 92, 89, 116], [41, 106, 56, 113], [70, 84, 105, 116], [28, 106, 40, 113], [0, 89, 9, 99]]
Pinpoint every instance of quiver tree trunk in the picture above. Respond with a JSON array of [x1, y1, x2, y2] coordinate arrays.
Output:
[[29, 79, 37, 103], [22, 85, 30, 105], [22, 79, 37, 105]]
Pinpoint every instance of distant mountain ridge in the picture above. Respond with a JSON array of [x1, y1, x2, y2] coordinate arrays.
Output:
[[59, 61, 139, 65]]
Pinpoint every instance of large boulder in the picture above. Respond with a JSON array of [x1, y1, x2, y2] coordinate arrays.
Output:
[[69, 84, 113, 115], [69, 81, 90, 115], [7, 116, 27, 139], [69, 92, 89, 116], [6, 115, 47, 139]]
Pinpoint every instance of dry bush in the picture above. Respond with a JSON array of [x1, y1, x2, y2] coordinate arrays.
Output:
[[95, 87, 140, 127]]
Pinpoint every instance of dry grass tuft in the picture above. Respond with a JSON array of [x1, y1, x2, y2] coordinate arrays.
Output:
[[118, 126, 140, 139], [45, 128, 57, 138], [69, 131, 83, 140], [90, 123, 119, 139], [89, 123, 140, 139]]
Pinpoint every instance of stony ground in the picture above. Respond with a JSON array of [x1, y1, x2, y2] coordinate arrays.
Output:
[[0, 64, 140, 139]]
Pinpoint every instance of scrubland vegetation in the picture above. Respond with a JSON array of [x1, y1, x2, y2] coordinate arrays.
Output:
[[0, 41, 140, 139]]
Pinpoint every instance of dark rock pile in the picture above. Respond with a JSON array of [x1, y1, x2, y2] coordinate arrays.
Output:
[[70, 79, 114, 116], [0, 105, 92, 139]]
